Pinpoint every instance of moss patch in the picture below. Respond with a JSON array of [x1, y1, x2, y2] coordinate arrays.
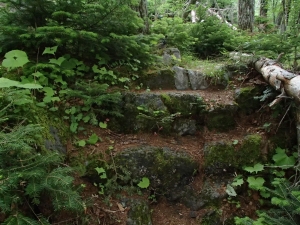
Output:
[[161, 93, 205, 116], [115, 146, 198, 194], [204, 134, 263, 173], [206, 106, 237, 132], [30, 106, 71, 152], [142, 69, 175, 90], [235, 87, 262, 114]]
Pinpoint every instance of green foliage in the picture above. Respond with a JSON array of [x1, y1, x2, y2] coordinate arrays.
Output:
[[137, 105, 180, 133], [234, 147, 300, 225], [244, 163, 265, 174], [190, 17, 235, 58], [0, 0, 156, 69], [137, 177, 150, 189], [0, 123, 84, 223], [63, 81, 122, 133], [151, 17, 197, 53]]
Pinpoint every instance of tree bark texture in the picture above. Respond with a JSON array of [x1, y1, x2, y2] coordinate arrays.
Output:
[[230, 52, 300, 162], [138, 0, 149, 34], [238, 0, 255, 32], [260, 0, 268, 17]]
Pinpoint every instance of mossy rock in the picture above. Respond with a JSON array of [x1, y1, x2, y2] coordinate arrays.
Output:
[[115, 146, 198, 194], [29, 106, 70, 153], [117, 92, 169, 133], [235, 87, 262, 114], [161, 93, 206, 116], [206, 105, 237, 132], [142, 69, 175, 90], [124, 198, 152, 225], [204, 134, 263, 173]]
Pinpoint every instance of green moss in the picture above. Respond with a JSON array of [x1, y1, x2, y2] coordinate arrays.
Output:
[[238, 134, 262, 166], [161, 93, 205, 116], [204, 141, 236, 168], [235, 87, 262, 114], [30, 106, 71, 149], [141, 69, 174, 90], [115, 146, 198, 194], [206, 108, 236, 132], [126, 199, 152, 225], [205, 134, 263, 170]]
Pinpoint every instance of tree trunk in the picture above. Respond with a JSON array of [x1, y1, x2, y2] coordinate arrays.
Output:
[[139, 0, 149, 34], [182, 0, 197, 20], [260, 0, 268, 17], [238, 0, 255, 32]]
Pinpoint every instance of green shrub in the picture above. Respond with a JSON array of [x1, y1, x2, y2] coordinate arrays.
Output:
[[0, 0, 156, 69], [0, 88, 85, 224], [190, 17, 235, 58], [151, 17, 197, 53]]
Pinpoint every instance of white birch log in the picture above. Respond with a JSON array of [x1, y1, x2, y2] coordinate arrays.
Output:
[[254, 56, 300, 163]]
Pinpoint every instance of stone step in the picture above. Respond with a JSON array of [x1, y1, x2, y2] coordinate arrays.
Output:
[[111, 88, 261, 134]]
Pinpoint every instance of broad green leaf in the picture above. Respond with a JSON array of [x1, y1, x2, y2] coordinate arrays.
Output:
[[51, 97, 60, 102], [42, 46, 58, 55], [70, 122, 78, 133], [260, 190, 270, 198], [43, 87, 55, 96], [61, 58, 77, 70], [95, 167, 107, 179], [272, 148, 295, 168], [137, 177, 150, 189], [247, 176, 265, 190], [244, 163, 264, 174], [2, 50, 29, 69], [99, 122, 107, 129], [226, 184, 237, 196], [49, 56, 66, 66], [32, 71, 43, 78], [232, 177, 244, 187], [232, 140, 239, 145], [87, 133, 98, 145], [15, 83, 43, 89], [82, 115, 91, 123], [77, 140, 86, 147], [43, 96, 52, 103], [0, 78, 21, 88]]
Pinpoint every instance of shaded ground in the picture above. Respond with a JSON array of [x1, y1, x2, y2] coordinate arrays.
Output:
[[55, 68, 297, 225], [63, 79, 274, 224]]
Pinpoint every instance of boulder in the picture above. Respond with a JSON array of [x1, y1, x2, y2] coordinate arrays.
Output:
[[115, 146, 199, 194], [123, 198, 152, 225], [162, 48, 181, 66], [173, 66, 189, 90], [187, 69, 208, 90]]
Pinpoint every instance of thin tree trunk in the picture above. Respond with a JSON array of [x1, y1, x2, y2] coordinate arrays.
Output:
[[238, 0, 255, 32]]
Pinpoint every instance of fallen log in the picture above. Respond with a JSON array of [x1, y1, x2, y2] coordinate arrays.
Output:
[[230, 51, 300, 163], [254, 54, 300, 164]]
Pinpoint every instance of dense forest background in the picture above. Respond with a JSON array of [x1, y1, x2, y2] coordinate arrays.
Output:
[[0, 0, 300, 224]]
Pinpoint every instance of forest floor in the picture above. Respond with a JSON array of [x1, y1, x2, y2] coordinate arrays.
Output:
[[62, 74, 272, 225]]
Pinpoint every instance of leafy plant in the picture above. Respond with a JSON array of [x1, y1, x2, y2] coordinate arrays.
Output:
[[63, 81, 122, 133], [234, 147, 300, 225], [137, 177, 150, 189], [0, 93, 85, 223], [137, 105, 180, 133]]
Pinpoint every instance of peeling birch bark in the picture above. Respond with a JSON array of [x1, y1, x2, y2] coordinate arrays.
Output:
[[229, 52, 300, 160], [254, 56, 300, 161]]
